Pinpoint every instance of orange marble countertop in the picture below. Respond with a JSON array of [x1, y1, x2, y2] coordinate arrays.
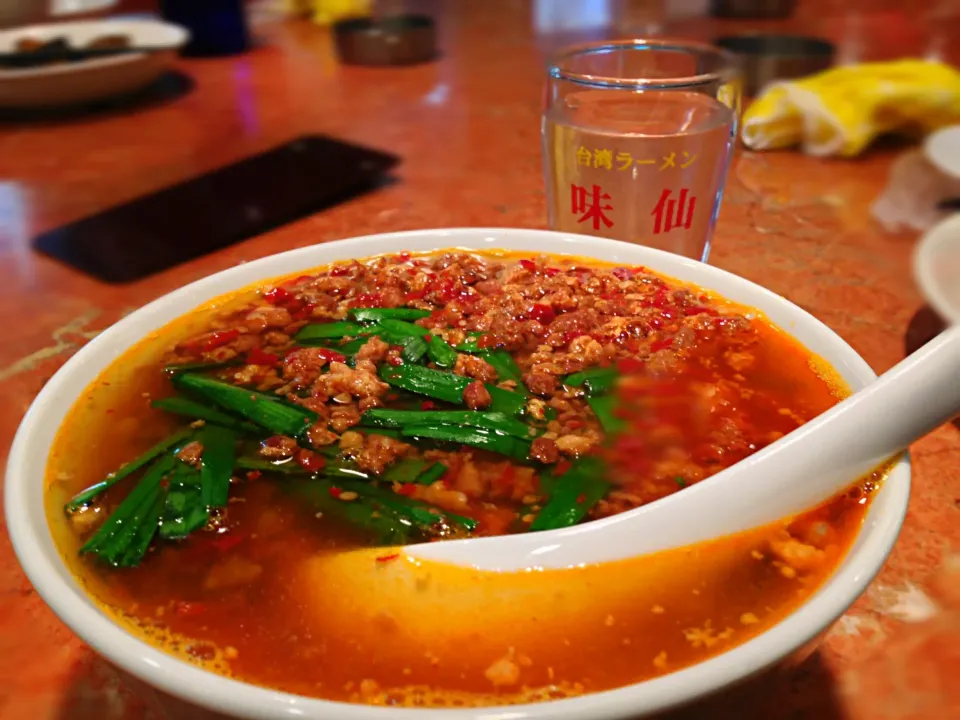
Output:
[[1, 3, 958, 719]]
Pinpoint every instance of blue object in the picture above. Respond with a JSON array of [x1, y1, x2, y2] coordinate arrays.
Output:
[[161, 0, 250, 57]]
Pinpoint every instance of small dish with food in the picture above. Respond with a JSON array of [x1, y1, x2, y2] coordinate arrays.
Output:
[[6, 228, 909, 719], [0, 18, 187, 108]]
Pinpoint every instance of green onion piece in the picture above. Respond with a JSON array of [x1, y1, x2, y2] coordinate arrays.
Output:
[[119, 485, 169, 566], [379, 364, 470, 404], [415, 462, 447, 485], [565, 366, 618, 396], [383, 458, 430, 484], [480, 350, 524, 388], [97, 484, 164, 566], [530, 457, 610, 531], [487, 386, 527, 416], [287, 478, 415, 545], [159, 462, 208, 540], [80, 454, 176, 557], [163, 358, 242, 375], [295, 321, 365, 342], [361, 408, 533, 439], [151, 396, 261, 434], [426, 335, 458, 368], [379, 364, 526, 416], [587, 395, 626, 434], [236, 456, 305, 474], [349, 308, 432, 323], [400, 424, 531, 461], [375, 318, 430, 338], [65, 428, 193, 511], [320, 464, 371, 481], [198, 425, 238, 508], [454, 331, 484, 353], [173, 373, 316, 438], [400, 335, 428, 363]]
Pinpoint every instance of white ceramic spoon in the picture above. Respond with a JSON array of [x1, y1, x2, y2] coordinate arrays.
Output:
[[404, 325, 960, 572]]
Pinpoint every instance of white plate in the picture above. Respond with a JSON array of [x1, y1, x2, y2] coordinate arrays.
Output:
[[914, 212, 960, 325], [5, 228, 910, 719], [0, 19, 188, 108]]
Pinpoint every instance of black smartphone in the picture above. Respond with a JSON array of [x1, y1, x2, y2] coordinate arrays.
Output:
[[33, 135, 400, 283]]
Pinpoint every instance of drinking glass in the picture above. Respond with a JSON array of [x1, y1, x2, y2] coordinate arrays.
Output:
[[542, 40, 742, 262]]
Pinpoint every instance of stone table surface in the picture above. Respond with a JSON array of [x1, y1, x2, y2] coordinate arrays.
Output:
[[0, 2, 957, 719]]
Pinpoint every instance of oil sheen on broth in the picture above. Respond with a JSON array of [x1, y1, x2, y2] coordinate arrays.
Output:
[[45, 250, 878, 708]]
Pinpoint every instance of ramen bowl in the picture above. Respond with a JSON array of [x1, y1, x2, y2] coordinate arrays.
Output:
[[6, 227, 910, 719]]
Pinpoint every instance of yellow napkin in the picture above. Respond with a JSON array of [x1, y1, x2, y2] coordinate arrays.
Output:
[[285, 0, 372, 25], [741, 60, 960, 157]]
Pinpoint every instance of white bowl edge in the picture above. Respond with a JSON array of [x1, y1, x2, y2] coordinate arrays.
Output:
[[5, 228, 911, 720]]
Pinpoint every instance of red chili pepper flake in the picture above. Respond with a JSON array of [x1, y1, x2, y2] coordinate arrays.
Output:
[[175, 601, 206, 618], [575, 493, 587, 504], [290, 301, 315, 321], [529, 303, 556, 325], [330, 264, 351, 277], [329, 486, 343, 499], [297, 451, 327, 473], [566, 419, 583, 430], [616, 357, 645, 374], [553, 459, 572, 476], [519, 258, 536, 272], [211, 534, 243, 552], [376, 553, 400, 563], [421, 400, 435, 410], [398, 251, 411, 261], [247, 347, 279, 366], [405, 289, 426, 301], [396, 483, 418, 497], [200, 329, 240, 352], [246, 470, 262, 481], [315, 348, 346, 364], [650, 338, 673, 352], [386, 349, 404, 366], [544, 267, 560, 277], [612, 267, 635, 280], [561, 330, 581, 346], [264, 287, 294, 305]]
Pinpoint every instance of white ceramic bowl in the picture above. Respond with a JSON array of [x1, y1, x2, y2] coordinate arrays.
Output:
[[5, 228, 910, 720], [0, 19, 188, 108], [914, 213, 960, 326]]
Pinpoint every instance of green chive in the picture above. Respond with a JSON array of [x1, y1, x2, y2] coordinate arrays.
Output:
[[349, 308, 432, 323], [426, 335, 458, 368], [375, 318, 429, 338], [400, 423, 531, 461], [173, 373, 316, 438], [587, 395, 626, 434], [80, 454, 176, 557], [530, 457, 610, 531], [198, 425, 238, 508], [361, 408, 533, 439], [295, 321, 365, 343], [400, 335, 428, 363], [151, 396, 261, 434], [65, 428, 193, 511]]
